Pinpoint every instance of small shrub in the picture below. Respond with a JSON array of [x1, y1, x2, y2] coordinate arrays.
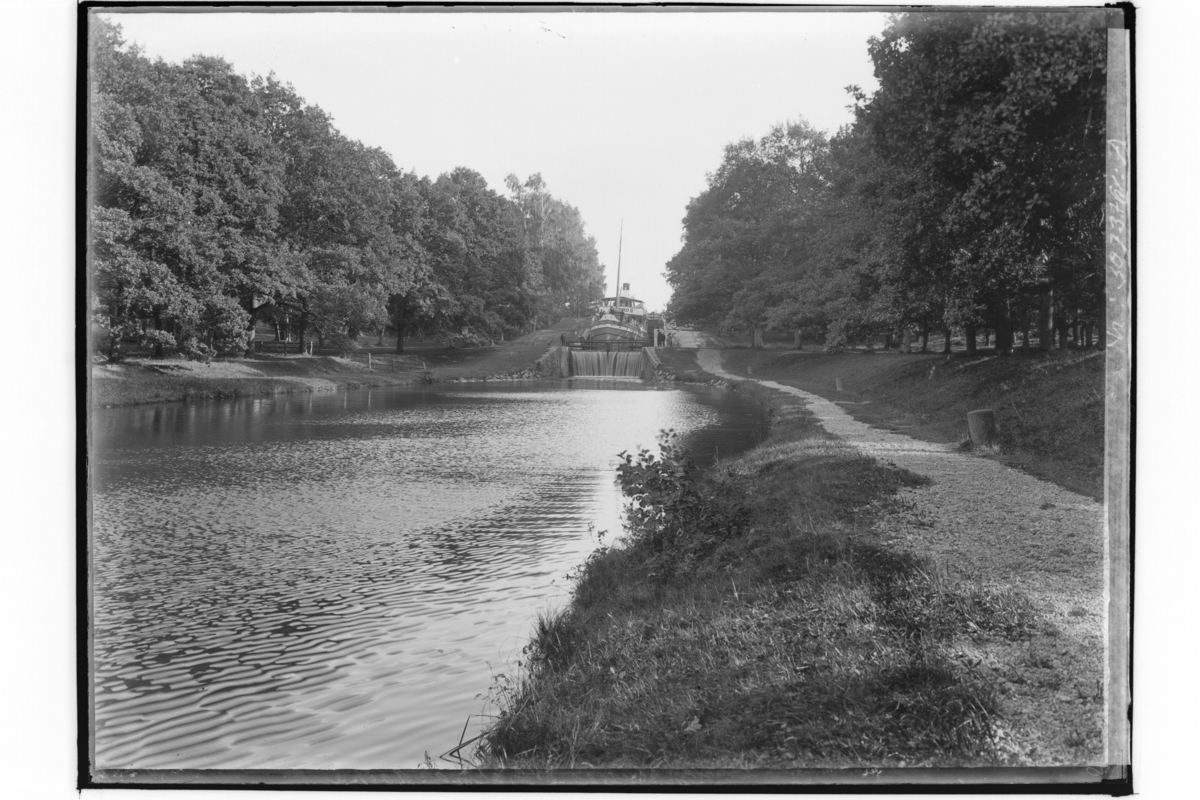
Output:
[[324, 331, 360, 357], [177, 337, 214, 363], [616, 430, 747, 572], [450, 332, 492, 348]]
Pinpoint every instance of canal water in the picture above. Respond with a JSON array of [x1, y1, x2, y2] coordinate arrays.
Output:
[[90, 380, 766, 769]]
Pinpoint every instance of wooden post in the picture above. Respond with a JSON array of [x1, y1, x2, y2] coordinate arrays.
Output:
[[967, 409, 996, 447]]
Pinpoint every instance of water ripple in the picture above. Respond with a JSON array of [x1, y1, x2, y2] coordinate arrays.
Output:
[[91, 382, 765, 769]]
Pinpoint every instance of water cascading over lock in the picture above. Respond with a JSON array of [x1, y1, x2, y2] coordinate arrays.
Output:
[[568, 349, 643, 377]]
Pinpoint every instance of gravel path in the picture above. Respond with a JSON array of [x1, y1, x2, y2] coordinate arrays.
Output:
[[697, 348, 1108, 765]]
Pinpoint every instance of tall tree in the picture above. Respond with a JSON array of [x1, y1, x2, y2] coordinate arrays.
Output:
[[91, 18, 287, 358], [666, 119, 828, 344], [91, 18, 604, 360], [506, 173, 606, 323], [252, 75, 408, 352], [859, 10, 1107, 352]]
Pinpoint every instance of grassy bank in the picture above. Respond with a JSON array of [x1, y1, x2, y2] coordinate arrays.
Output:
[[649, 348, 723, 385], [90, 355, 419, 407], [718, 347, 1105, 499], [91, 318, 586, 407], [475, 383, 1086, 769]]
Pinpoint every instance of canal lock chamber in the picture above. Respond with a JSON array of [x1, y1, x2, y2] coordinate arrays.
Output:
[[567, 348, 644, 377]]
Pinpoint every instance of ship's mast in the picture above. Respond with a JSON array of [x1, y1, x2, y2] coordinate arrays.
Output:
[[614, 219, 623, 313]]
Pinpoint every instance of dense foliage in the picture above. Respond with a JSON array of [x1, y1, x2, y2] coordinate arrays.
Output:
[[616, 430, 747, 569], [666, 11, 1108, 352], [89, 18, 605, 360]]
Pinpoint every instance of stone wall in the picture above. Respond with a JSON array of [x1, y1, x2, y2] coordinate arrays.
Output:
[[534, 346, 571, 378]]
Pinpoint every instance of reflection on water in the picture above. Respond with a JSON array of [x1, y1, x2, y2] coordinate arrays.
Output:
[[91, 381, 765, 769]]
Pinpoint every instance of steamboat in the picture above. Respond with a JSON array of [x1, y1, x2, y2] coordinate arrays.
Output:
[[564, 222, 655, 377]]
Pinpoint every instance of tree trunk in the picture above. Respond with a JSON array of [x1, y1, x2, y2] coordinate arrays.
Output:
[[942, 326, 952, 354], [794, 330, 802, 350], [995, 301, 1014, 355], [297, 315, 308, 356], [920, 324, 929, 353], [1038, 290, 1054, 351], [153, 311, 164, 358], [1057, 320, 1069, 351], [390, 296, 407, 354], [965, 324, 977, 355]]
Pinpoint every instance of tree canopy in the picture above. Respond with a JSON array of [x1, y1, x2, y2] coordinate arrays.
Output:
[[89, 17, 606, 359], [666, 10, 1108, 353]]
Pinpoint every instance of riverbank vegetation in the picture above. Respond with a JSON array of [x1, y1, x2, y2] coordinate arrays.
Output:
[[91, 318, 587, 407], [90, 17, 605, 363], [475, 385, 1088, 769], [666, 11, 1107, 356], [91, 355, 413, 407]]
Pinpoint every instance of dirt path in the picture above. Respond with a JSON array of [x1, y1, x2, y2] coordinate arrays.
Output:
[[697, 348, 1109, 765]]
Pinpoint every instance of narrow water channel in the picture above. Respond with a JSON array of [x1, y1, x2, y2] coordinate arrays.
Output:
[[90, 380, 766, 769]]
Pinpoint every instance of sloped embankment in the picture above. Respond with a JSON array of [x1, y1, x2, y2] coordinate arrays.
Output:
[[90, 319, 589, 407], [476, 353, 1104, 770], [718, 348, 1105, 499], [90, 356, 417, 407]]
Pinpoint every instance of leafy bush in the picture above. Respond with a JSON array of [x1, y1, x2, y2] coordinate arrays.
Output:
[[448, 331, 492, 348], [616, 430, 746, 573], [324, 331, 360, 357], [177, 337, 214, 363]]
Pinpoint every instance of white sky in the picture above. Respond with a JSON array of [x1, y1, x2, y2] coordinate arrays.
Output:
[[100, 8, 891, 313]]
